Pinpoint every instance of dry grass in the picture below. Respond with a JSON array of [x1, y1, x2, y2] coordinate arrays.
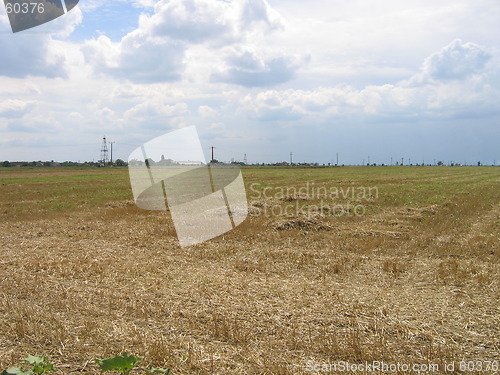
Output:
[[0, 166, 498, 374]]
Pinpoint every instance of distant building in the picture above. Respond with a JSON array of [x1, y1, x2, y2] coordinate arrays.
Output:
[[177, 160, 204, 166]]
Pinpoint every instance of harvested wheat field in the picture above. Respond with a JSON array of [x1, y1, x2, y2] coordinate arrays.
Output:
[[0, 166, 498, 374]]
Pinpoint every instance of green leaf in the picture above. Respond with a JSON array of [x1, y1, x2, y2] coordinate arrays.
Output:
[[95, 352, 143, 373], [22, 356, 55, 374], [22, 357, 44, 366], [3, 368, 33, 375], [31, 363, 55, 374]]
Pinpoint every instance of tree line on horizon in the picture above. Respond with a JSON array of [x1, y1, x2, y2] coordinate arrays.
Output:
[[1, 159, 128, 168]]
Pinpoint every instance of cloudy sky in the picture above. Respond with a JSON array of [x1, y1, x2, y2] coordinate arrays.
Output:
[[0, 0, 499, 165]]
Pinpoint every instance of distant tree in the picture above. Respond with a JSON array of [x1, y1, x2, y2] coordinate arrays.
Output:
[[477, 161, 481, 166], [2, 160, 11, 167], [115, 159, 127, 167]]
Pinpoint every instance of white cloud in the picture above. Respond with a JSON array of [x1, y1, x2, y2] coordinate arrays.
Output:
[[82, 32, 185, 83], [78, 0, 154, 12], [40, 4, 83, 38], [212, 47, 305, 87], [95, 107, 115, 120], [124, 101, 188, 121], [82, 0, 294, 85], [0, 5, 82, 78], [239, 0, 284, 33], [1, 1, 499, 164], [140, 0, 283, 44], [132, 0, 155, 8], [141, 0, 236, 44], [68, 111, 84, 120], [241, 40, 500, 121], [0, 100, 37, 118], [0, 29, 64, 78], [6, 113, 62, 133], [419, 39, 493, 82], [243, 90, 305, 121], [199, 105, 217, 119], [209, 122, 224, 129]]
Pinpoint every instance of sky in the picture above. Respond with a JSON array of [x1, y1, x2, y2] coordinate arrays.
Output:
[[0, 0, 499, 165]]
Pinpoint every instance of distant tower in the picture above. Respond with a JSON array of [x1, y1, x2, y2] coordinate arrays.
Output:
[[244, 153, 247, 165], [100, 136, 109, 166], [210, 146, 216, 163]]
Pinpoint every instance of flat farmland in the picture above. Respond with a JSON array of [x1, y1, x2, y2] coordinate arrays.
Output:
[[0, 166, 498, 374]]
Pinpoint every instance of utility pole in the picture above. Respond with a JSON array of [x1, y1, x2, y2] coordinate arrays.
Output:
[[210, 146, 216, 163], [401, 157, 404, 166], [109, 142, 115, 165], [391, 157, 393, 166], [336, 152, 339, 166], [244, 153, 247, 165], [290, 152, 293, 165], [368, 156, 370, 165]]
